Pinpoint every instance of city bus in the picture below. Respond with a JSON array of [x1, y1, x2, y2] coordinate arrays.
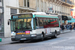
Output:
[[10, 12, 60, 42]]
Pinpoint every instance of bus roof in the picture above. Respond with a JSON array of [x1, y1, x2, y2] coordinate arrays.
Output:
[[11, 12, 58, 19], [33, 14, 58, 18]]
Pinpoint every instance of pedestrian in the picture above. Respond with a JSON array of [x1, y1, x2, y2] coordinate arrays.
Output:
[[70, 23, 72, 30], [60, 24, 65, 33], [64, 24, 66, 29], [66, 24, 70, 30], [74, 23, 75, 30], [60, 24, 64, 30]]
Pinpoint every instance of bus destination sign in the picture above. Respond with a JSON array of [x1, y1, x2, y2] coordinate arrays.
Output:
[[12, 14, 32, 19], [18, 14, 32, 18]]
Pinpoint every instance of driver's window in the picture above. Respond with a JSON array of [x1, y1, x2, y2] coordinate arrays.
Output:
[[24, 18, 32, 29], [15, 19, 23, 30], [26, 19, 32, 29], [24, 19, 26, 28]]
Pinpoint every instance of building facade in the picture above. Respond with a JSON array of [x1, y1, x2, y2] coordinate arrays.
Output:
[[36, 0, 75, 15], [19, 0, 75, 15], [19, 0, 36, 13], [0, 0, 19, 37]]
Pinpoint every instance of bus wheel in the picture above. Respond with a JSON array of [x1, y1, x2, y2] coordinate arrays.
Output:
[[41, 34, 44, 41], [54, 33, 57, 38], [52, 31, 57, 38]]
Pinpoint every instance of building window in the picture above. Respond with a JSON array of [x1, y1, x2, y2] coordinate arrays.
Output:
[[27, 0, 29, 7], [24, 0, 29, 7], [67, 0, 74, 5], [61, 0, 65, 2], [24, 0, 26, 6], [11, 8, 17, 14], [37, 0, 39, 7], [0, 0, 2, 2], [41, 1, 43, 8]]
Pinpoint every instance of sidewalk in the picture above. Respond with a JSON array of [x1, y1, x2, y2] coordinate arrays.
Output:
[[60, 30, 75, 34], [0, 38, 12, 45]]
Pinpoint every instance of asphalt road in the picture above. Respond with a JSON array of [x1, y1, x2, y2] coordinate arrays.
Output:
[[0, 30, 75, 50]]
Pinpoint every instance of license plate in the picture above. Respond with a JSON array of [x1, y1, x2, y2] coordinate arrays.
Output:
[[20, 38, 26, 40]]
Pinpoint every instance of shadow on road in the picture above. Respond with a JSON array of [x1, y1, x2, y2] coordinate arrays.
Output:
[[9, 37, 57, 44]]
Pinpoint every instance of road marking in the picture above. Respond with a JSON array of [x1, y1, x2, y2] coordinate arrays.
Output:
[[18, 47, 28, 50]]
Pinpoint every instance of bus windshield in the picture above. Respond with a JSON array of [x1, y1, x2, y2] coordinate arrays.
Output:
[[10, 18, 33, 31]]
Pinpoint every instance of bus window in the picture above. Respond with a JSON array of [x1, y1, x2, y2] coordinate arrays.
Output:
[[35, 18, 40, 29], [44, 18, 59, 28], [50, 18, 59, 27], [23, 19, 32, 29], [38, 18, 44, 28], [10, 18, 32, 31], [43, 18, 47, 26], [35, 18, 59, 29], [26, 19, 32, 29], [15, 19, 23, 30]]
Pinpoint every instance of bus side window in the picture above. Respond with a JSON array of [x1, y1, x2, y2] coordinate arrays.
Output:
[[39, 18, 44, 28], [35, 18, 37, 26], [35, 18, 40, 29]]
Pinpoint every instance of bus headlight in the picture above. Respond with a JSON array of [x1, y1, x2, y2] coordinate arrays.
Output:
[[11, 32, 16, 36]]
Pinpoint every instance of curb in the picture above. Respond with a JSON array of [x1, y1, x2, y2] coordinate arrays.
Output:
[[0, 38, 2, 42], [60, 30, 71, 34]]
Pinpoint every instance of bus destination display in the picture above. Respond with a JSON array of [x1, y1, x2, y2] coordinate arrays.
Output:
[[12, 14, 32, 19]]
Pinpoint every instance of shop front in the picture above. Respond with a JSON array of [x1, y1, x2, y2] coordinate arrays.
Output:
[[61, 15, 71, 24], [67, 17, 75, 23]]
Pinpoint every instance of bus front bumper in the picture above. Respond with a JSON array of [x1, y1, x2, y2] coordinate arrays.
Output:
[[11, 34, 41, 41]]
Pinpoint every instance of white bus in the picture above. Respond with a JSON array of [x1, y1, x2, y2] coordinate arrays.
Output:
[[10, 12, 60, 42]]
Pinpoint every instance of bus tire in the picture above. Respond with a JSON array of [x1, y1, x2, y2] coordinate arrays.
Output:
[[52, 30, 57, 38], [41, 34, 44, 41]]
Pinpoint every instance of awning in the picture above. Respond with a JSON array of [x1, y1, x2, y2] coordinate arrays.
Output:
[[67, 17, 75, 23], [67, 20, 75, 23], [67, 16, 72, 20], [62, 15, 71, 20]]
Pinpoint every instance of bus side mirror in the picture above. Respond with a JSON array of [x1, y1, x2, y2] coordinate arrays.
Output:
[[8, 19, 10, 25], [8, 21, 9, 25]]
